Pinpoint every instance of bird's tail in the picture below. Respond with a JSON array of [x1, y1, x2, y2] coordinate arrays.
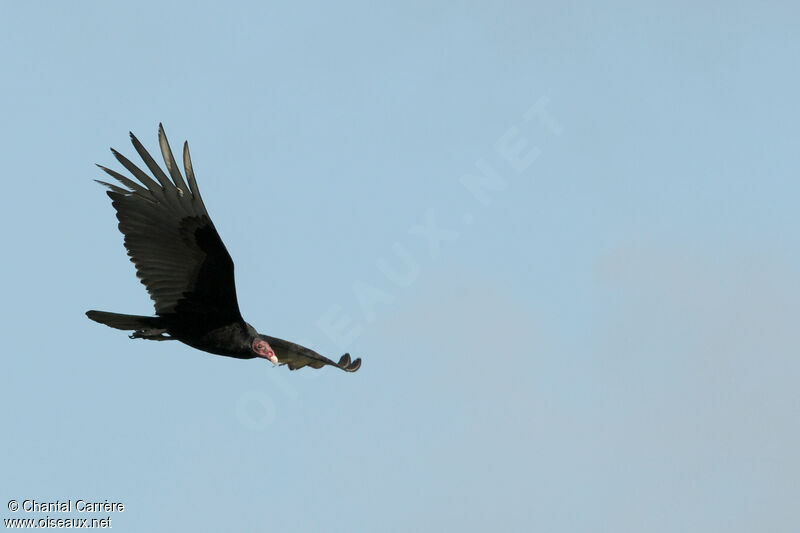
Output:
[[86, 310, 160, 330], [86, 310, 172, 340]]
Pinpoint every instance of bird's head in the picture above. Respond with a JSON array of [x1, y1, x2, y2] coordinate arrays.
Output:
[[252, 336, 278, 366]]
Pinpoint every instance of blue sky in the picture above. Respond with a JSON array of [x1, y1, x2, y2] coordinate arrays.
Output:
[[2, 2, 799, 531]]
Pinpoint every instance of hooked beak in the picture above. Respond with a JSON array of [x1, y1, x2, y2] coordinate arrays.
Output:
[[254, 338, 279, 366]]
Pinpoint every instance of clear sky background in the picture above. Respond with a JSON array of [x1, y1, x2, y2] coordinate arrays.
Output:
[[2, 2, 799, 532]]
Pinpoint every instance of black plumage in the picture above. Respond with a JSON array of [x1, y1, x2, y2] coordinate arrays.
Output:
[[86, 125, 361, 372]]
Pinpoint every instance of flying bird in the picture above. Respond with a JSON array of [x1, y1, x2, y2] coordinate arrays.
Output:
[[86, 125, 361, 372]]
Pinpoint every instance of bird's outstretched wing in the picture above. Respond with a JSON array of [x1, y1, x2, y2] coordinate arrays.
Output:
[[96, 124, 242, 325], [263, 336, 362, 372]]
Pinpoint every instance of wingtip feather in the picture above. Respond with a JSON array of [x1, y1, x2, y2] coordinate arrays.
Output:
[[337, 353, 361, 372]]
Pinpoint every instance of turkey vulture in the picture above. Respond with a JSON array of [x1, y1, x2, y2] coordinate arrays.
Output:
[[86, 125, 361, 372]]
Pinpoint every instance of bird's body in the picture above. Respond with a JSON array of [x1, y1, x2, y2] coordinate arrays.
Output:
[[86, 125, 361, 372]]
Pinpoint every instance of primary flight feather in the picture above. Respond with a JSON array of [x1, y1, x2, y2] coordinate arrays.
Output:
[[86, 124, 361, 373]]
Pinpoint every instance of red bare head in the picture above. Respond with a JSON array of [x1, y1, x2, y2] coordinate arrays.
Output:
[[252, 337, 278, 366]]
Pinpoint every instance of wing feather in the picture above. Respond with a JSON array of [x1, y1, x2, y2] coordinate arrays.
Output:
[[183, 141, 205, 209], [98, 126, 241, 323], [264, 336, 362, 372], [129, 132, 174, 190], [158, 123, 190, 194], [110, 148, 164, 196]]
